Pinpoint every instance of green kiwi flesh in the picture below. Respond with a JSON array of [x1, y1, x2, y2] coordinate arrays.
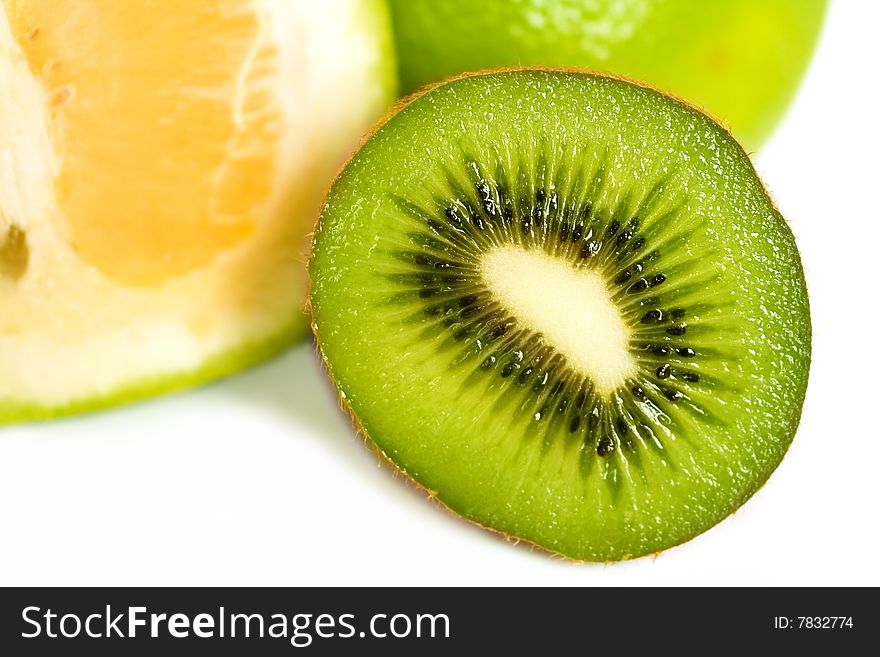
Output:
[[308, 70, 810, 561]]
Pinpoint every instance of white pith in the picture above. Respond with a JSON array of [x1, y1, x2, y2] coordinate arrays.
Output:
[[481, 245, 637, 395], [0, 0, 389, 408]]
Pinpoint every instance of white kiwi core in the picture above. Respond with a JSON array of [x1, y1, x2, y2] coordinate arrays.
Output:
[[481, 245, 637, 395]]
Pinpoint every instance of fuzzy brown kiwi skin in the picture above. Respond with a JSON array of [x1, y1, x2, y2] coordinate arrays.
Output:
[[305, 67, 810, 563]]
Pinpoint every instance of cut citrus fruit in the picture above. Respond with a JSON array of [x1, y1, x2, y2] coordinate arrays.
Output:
[[0, 0, 396, 423]]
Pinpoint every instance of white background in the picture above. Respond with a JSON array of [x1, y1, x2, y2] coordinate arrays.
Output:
[[2, 1, 878, 586]]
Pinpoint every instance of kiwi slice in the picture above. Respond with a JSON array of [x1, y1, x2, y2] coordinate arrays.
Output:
[[308, 70, 810, 561]]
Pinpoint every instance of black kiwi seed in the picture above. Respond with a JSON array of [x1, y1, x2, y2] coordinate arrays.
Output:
[[663, 389, 682, 402], [641, 309, 665, 323], [500, 361, 519, 377], [650, 273, 666, 287], [480, 309, 502, 324], [656, 364, 671, 379], [531, 209, 543, 228], [477, 182, 497, 217], [596, 436, 615, 457], [490, 321, 513, 338], [588, 406, 600, 429], [444, 206, 465, 228], [579, 241, 600, 259], [459, 305, 483, 319], [532, 209, 544, 228], [627, 278, 649, 293], [667, 323, 687, 336], [632, 386, 646, 401], [531, 371, 550, 393], [617, 262, 643, 283], [652, 345, 673, 357], [677, 347, 696, 358]]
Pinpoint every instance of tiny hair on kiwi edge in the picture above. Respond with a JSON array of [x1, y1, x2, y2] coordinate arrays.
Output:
[[305, 66, 810, 563]]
